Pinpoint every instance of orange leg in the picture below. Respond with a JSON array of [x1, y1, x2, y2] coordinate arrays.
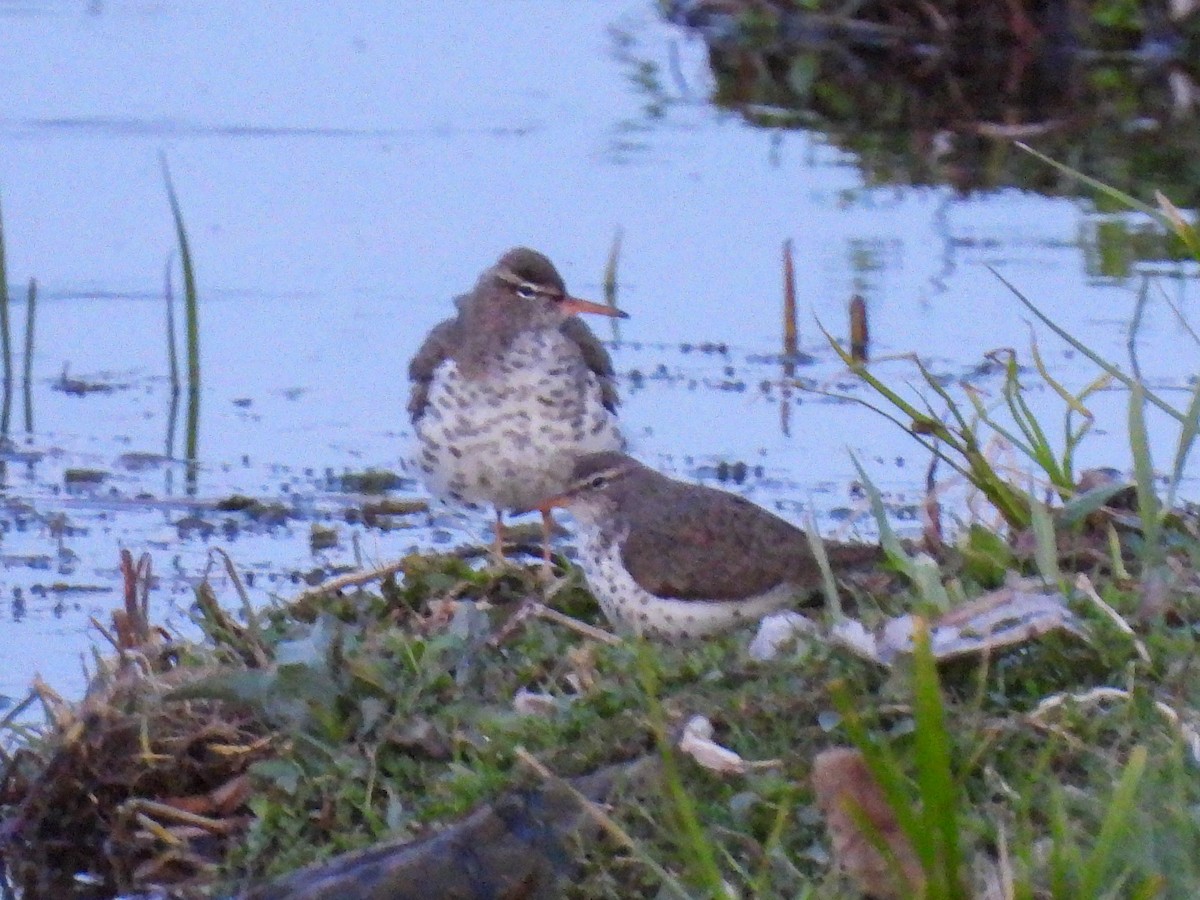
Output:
[[491, 508, 507, 565], [540, 509, 556, 575]]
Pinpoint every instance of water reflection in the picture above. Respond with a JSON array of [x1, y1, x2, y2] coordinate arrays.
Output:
[[658, 2, 1200, 203]]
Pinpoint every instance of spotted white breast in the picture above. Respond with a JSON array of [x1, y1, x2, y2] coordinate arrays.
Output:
[[413, 329, 622, 512]]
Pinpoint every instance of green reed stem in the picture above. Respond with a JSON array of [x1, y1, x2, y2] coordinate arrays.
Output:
[[161, 154, 201, 489], [164, 251, 180, 395], [160, 154, 200, 395]]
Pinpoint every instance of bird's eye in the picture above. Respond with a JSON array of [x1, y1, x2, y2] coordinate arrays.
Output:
[[588, 475, 607, 489], [515, 283, 538, 300]]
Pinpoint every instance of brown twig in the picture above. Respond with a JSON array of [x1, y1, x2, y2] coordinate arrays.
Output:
[[290, 558, 410, 605], [782, 239, 798, 376], [534, 604, 622, 645], [849, 294, 869, 363]]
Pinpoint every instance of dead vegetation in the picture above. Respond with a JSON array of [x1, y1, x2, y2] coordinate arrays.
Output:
[[0, 553, 274, 898]]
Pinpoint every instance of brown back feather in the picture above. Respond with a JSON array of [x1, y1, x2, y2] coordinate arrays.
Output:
[[617, 480, 814, 601], [407, 316, 462, 423], [560, 317, 620, 413]]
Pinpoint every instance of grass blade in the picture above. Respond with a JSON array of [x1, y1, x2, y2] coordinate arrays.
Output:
[[910, 620, 964, 898], [1079, 745, 1147, 898], [961, 383, 1040, 474], [1047, 787, 1083, 897], [635, 643, 731, 899], [849, 452, 952, 610], [912, 355, 971, 436], [160, 153, 200, 395], [829, 680, 929, 863], [1028, 332, 1102, 421], [1128, 381, 1161, 565], [1155, 191, 1200, 260], [1059, 481, 1135, 530], [803, 517, 842, 620], [1029, 495, 1060, 586], [847, 453, 906, 568], [1164, 377, 1200, 512], [991, 267, 1183, 424], [1014, 143, 1160, 220]]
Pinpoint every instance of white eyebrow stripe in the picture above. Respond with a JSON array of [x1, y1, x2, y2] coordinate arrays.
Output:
[[574, 466, 625, 490], [494, 268, 558, 297]]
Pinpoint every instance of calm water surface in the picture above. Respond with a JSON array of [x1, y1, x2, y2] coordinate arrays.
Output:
[[0, 1, 1195, 699]]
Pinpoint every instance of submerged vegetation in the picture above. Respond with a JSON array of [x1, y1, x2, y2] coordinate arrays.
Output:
[[0, 160, 1197, 899]]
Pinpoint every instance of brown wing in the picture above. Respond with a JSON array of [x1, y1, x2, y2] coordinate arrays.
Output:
[[619, 486, 814, 601], [407, 316, 462, 423], [560, 317, 619, 413]]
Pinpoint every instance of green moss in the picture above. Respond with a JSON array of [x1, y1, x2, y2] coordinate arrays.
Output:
[[215, 494, 292, 524], [339, 469, 406, 494], [63, 467, 107, 485]]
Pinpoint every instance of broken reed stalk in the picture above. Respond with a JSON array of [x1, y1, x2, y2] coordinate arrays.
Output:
[[164, 251, 180, 395], [849, 293, 869, 363], [782, 239, 798, 376], [604, 226, 623, 307], [0, 191, 11, 436], [604, 226, 623, 342], [22, 277, 35, 436]]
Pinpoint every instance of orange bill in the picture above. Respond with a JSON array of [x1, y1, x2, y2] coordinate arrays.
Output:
[[562, 295, 629, 319]]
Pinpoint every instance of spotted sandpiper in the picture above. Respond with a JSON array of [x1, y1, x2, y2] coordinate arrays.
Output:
[[528, 451, 883, 639], [408, 248, 628, 565]]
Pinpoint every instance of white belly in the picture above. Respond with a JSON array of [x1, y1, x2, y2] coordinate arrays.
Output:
[[413, 332, 622, 511], [576, 527, 797, 640]]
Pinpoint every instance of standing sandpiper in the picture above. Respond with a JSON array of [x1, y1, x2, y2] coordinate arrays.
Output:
[[408, 248, 628, 564], [528, 451, 882, 639]]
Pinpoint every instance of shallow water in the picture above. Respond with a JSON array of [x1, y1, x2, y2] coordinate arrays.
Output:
[[0, 1, 1195, 700]]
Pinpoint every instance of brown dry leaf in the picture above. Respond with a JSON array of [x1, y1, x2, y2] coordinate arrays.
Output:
[[1156, 190, 1191, 233], [812, 747, 925, 900]]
